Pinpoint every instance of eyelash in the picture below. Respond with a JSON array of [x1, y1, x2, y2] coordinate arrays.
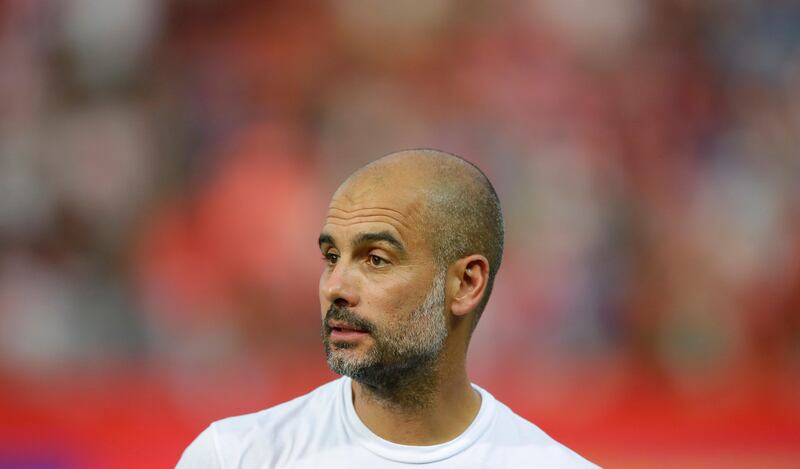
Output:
[[369, 255, 387, 267], [322, 252, 339, 265], [320, 253, 388, 267]]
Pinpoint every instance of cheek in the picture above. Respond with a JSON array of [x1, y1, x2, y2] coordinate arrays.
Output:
[[367, 282, 425, 319], [319, 273, 328, 317]]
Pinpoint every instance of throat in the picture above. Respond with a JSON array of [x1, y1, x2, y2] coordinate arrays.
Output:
[[350, 371, 482, 446], [357, 363, 439, 411]]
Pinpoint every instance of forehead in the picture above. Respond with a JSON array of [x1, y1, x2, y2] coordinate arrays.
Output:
[[321, 178, 431, 252]]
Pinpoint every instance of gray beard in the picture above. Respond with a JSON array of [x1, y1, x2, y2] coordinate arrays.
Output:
[[322, 273, 448, 405]]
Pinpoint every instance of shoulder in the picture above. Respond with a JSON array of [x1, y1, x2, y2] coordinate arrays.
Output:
[[214, 378, 341, 439], [177, 378, 345, 469], [176, 424, 223, 469], [486, 398, 600, 468]]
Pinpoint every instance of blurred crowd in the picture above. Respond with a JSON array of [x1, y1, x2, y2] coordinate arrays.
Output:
[[1, 0, 799, 410]]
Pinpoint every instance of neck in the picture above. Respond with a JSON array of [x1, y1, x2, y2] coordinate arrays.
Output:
[[350, 356, 481, 445]]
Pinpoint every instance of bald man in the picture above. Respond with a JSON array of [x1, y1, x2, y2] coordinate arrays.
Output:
[[177, 150, 598, 468]]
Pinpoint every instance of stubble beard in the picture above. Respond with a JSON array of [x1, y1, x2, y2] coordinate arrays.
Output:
[[322, 272, 448, 402]]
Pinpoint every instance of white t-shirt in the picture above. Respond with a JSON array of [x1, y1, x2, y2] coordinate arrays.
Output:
[[176, 377, 598, 468]]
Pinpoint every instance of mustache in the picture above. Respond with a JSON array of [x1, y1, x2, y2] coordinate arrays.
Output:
[[324, 304, 376, 334]]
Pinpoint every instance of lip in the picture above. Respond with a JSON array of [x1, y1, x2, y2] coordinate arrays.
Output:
[[327, 320, 369, 342], [329, 328, 369, 342]]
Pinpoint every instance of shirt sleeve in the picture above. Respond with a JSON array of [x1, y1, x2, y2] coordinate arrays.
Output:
[[175, 425, 224, 469]]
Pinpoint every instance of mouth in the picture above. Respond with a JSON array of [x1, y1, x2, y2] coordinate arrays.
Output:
[[327, 320, 370, 342]]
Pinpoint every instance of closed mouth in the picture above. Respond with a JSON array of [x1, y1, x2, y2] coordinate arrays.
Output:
[[328, 320, 368, 333]]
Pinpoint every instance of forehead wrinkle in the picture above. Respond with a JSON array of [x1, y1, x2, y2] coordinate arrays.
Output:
[[326, 203, 421, 230], [327, 177, 434, 255], [327, 206, 419, 226], [329, 187, 428, 218], [328, 206, 408, 218], [325, 213, 412, 231]]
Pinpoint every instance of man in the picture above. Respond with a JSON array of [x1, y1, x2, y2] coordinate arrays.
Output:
[[177, 149, 598, 468]]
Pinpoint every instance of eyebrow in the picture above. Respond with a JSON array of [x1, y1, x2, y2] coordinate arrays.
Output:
[[318, 233, 334, 248], [355, 231, 406, 253], [318, 231, 407, 255]]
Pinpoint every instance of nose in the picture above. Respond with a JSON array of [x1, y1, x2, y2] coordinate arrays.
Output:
[[320, 262, 360, 308]]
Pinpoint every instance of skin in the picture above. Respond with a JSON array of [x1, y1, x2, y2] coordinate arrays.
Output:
[[318, 151, 491, 445]]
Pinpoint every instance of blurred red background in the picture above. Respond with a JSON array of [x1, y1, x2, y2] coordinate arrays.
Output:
[[1, 1, 799, 467]]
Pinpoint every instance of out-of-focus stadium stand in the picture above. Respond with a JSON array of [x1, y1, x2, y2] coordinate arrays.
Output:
[[1, 0, 799, 467]]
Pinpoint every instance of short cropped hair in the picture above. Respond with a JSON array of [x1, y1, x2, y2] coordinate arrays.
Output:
[[408, 149, 505, 326]]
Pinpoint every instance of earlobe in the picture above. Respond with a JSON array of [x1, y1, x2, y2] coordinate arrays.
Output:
[[450, 255, 489, 317]]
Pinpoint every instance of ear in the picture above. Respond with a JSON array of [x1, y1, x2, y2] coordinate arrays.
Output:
[[449, 254, 490, 318]]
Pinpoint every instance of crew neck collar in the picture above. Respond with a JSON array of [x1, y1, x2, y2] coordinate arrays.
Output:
[[339, 376, 496, 463]]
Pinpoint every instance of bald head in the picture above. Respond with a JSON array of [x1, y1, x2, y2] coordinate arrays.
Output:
[[337, 149, 504, 322]]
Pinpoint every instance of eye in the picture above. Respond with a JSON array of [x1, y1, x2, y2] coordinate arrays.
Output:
[[368, 254, 388, 267], [323, 252, 339, 265]]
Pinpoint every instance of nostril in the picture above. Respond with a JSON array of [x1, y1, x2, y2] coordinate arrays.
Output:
[[333, 298, 348, 308]]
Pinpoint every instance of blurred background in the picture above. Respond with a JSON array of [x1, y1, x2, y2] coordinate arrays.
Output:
[[1, 0, 799, 467]]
